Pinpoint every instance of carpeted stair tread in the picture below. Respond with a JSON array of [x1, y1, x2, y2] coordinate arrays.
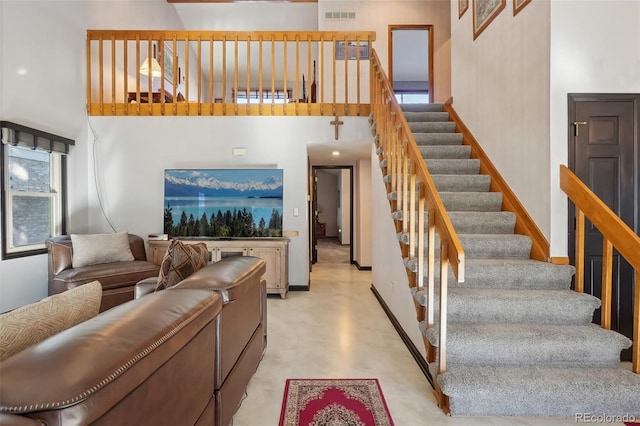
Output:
[[399, 233, 532, 259], [414, 132, 462, 145], [405, 258, 575, 290], [441, 233, 531, 259], [438, 365, 640, 416], [400, 103, 444, 113], [425, 159, 480, 175], [440, 191, 504, 212], [408, 121, 456, 134], [394, 210, 515, 234], [425, 323, 631, 366], [404, 111, 451, 122], [448, 211, 515, 234], [413, 288, 600, 325], [419, 145, 471, 159], [432, 174, 491, 192]]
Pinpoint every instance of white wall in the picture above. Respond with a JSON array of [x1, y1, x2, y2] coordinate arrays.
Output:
[[451, 0, 640, 257], [548, 0, 640, 256], [339, 168, 351, 244], [451, 0, 552, 242], [0, 0, 91, 312], [370, 144, 424, 354], [318, 0, 451, 103], [354, 157, 371, 268]]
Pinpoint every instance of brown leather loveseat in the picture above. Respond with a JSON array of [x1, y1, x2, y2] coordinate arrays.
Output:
[[46, 234, 160, 311], [0, 256, 267, 426]]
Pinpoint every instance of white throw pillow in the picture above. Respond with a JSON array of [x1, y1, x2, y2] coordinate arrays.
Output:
[[71, 232, 135, 268]]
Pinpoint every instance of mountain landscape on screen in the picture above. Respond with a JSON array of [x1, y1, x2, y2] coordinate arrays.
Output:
[[163, 169, 284, 238]]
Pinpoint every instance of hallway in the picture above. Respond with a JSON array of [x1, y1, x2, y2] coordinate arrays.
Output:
[[232, 262, 592, 426]]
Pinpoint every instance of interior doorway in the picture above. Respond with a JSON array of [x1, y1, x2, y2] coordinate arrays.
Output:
[[388, 24, 433, 103], [311, 166, 353, 265]]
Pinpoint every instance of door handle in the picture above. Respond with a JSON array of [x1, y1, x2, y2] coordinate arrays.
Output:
[[573, 121, 587, 137]]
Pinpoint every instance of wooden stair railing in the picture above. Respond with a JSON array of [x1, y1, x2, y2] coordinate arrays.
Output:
[[560, 165, 640, 374], [370, 49, 465, 413], [86, 30, 375, 117]]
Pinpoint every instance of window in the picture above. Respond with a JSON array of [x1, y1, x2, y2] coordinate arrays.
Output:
[[395, 93, 430, 104], [1, 122, 73, 259], [233, 88, 292, 104]]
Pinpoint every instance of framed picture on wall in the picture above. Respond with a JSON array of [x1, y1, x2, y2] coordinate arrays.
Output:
[[459, 0, 469, 18], [335, 41, 370, 60], [473, 0, 506, 40], [513, 0, 532, 16], [154, 41, 177, 85]]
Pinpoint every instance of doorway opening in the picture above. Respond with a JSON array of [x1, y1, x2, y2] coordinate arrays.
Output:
[[311, 166, 353, 265], [388, 24, 433, 103]]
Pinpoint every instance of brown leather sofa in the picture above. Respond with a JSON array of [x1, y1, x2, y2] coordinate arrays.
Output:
[[0, 256, 267, 426], [46, 234, 160, 311], [0, 287, 223, 425], [136, 256, 268, 426]]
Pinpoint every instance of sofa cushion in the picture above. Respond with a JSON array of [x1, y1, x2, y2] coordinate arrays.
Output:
[[71, 232, 135, 268], [0, 281, 102, 362], [156, 240, 208, 291]]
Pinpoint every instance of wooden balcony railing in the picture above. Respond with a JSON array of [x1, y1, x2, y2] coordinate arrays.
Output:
[[86, 30, 375, 117], [560, 165, 640, 374], [370, 49, 465, 385]]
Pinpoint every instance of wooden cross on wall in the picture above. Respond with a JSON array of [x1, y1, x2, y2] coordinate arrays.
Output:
[[330, 116, 344, 140]]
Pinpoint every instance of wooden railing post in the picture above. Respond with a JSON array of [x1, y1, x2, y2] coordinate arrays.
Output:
[[438, 240, 449, 374], [601, 238, 613, 330], [634, 272, 639, 374], [575, 209, 585, 293]]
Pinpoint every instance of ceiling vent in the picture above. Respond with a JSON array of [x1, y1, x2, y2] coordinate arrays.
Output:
[[325, 11, 356, 21]]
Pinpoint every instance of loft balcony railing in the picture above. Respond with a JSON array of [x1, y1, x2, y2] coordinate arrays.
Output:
[[86, 30, 375, 117]]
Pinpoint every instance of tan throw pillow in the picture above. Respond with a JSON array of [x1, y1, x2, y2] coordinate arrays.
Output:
[[71, 232, 135, 268], [156, 241, 208, 291], [0, 281, 102, 362]]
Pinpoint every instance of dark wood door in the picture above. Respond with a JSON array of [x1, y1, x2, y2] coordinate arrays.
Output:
[[568, 94, 639, 361]]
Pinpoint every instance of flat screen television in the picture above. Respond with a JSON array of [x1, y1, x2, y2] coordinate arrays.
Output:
[[163, 168, 283, 238]]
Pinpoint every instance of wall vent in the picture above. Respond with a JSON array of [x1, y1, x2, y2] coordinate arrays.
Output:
[[325, 11, 356, 21]]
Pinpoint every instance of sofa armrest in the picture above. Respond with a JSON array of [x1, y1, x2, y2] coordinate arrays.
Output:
[[46, 238, 73, 277], [0, 289, 222, 423], [175, 256, 266, 303], [135, 277, 158, 299]]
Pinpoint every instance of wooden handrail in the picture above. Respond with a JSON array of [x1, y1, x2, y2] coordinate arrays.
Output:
[[560, 164, 640, 374], [370, 49, 465, 383], [86, 30, 375, 117]]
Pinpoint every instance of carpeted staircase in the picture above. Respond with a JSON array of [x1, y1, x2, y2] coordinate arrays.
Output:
[[374, 103, 640, 416]]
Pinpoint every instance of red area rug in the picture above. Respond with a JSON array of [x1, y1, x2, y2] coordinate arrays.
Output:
[[279, 378, 394, 426]]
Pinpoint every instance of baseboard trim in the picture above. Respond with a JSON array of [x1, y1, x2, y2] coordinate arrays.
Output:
[[289, 285, 309, 292], [353, 261, 372, 271], [369, 284, 434, 389]]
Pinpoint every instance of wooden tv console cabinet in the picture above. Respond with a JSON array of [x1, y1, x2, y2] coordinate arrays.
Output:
[[147, 237, 290, 299]]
